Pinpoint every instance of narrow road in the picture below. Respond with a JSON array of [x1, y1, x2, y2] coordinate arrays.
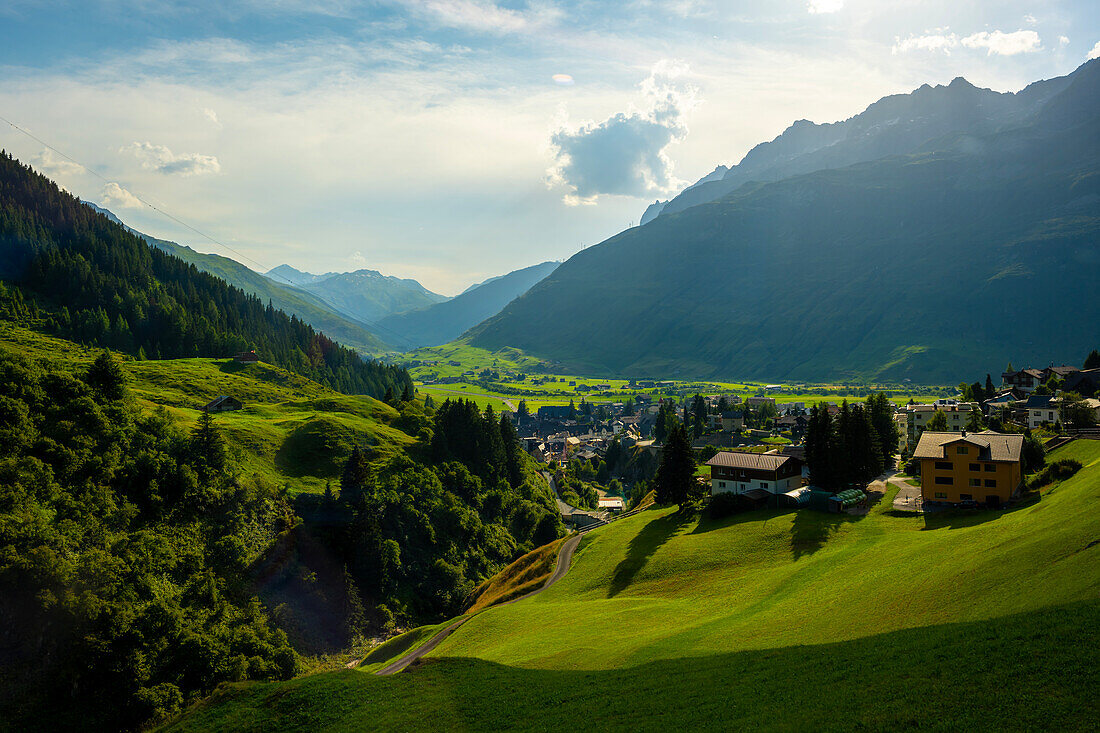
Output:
[[374, 532, 584, 676]]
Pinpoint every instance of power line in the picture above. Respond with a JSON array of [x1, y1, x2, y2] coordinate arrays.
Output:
[[0, 114, 416, 350]]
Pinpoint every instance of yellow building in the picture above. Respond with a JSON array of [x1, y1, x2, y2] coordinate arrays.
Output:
[[913, 431, 1023, 507]]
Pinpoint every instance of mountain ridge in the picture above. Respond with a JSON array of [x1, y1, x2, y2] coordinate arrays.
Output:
[[470, 59, 1100, 383]]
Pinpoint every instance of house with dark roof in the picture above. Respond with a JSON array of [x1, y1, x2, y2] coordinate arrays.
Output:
[[1001, 368, 1043, 393], [1064, 368, 1100, 397], [705, 451, 803, 496], [912, 430, 1023, 507], [1040, 365, 1079, 384], [1024, 395, 1061, 429], [234, 350, 260, 363], [202, 395, 242, 413]]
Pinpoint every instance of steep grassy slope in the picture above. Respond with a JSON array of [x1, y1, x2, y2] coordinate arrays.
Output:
[[377, 261, 558, 348], [0, 324, 413, 495], [165, 441, 1100, 730], [469, 61, 1100, 383]]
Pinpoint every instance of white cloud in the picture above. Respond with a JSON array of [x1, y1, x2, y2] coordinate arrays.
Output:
[[807, 0, 843, 14], [892, 32, 958, 55], [202, 107, 221, 127], [893, 29, 1041, 56], [350, 250, 368, 268], [1059, 35, 1070, 47], [961, 30, 1041, 56], [1023, 14, 1037, 25], [124, 142, 221, 176], [548, 61, 698, 205], [32, 148, 84, 176], [100, 182, 143, 209], [412, 0, 553, 34], [1089, 41, 1100, 60]]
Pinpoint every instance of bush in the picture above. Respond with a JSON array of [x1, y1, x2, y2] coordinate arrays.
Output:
[[708, 491, 752, 519], [1029, 458, 1082, 490]]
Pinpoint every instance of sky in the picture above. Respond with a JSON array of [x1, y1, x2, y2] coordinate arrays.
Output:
[[1, 1, 1097, 295]]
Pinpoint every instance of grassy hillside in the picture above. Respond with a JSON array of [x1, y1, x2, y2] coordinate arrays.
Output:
[[0, 324, 413, 495], [165, 440, 1100, 730]]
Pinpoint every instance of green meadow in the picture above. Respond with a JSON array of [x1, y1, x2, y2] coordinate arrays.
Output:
[[166, 440, 1100, 730], [0, 324, 414, 495]]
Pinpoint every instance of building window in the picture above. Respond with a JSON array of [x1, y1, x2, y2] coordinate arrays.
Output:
[[760, 482, 767, 489], [934, 492, 947, 499], [934, 477, 952, 485], [984, 479, 997, 488], [984, 464, 996, 472], [969, 463, 980, 472], [719, 482, 726, 488], [960, 493, 973, 500], [935, 461, 952, 470], [969, 478, 981, 487], [957, 446, 968, 454]]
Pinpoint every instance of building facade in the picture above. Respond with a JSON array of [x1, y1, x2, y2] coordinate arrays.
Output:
[[913, 431, 1024, 507], [705, 451, 803, 495]]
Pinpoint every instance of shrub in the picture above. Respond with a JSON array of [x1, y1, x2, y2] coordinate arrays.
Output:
[[708, 491, 751, 519], [1028, 458, 1082, 490]]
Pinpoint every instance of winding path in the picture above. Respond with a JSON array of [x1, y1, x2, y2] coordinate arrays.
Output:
[[374, 531, 584, 676]]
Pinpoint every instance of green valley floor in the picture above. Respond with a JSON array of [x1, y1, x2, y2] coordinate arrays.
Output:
[[166, 440, 1100, 731]]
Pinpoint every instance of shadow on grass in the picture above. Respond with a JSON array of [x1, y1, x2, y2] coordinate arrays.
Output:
[[790, 509, 855, 560], [607, 510, 695, 597], [920, 507, 1005, 531], [162, 601, 1100, 733]]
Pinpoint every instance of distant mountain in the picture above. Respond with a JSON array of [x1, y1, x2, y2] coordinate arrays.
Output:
[[265, 265, 448, 325], [641, 165, 730, 224], [265, 263, 337, 287], [84, 205, 391, 353], [471, 60, 1100, 383], [377, 261, 558, 349], [646, 73, 1074, 222]]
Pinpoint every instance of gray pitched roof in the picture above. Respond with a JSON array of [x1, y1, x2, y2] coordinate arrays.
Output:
[[705, 451, 795, 471], [912, 431, 1023, 463]]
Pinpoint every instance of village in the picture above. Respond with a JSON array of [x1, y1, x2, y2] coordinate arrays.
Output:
[[486, 360, 1100, 526]]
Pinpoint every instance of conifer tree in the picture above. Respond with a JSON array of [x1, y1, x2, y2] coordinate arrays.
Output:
[[654, 422, 697, 508], [340, 446, 372, 508], [85, 350, 127, 400]]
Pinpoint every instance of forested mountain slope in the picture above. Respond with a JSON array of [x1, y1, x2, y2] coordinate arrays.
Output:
[[0, 152, 410, 398], [470, 60, 1100, 383], [85, 204, 392, 354], [377, 260, 558, 348]]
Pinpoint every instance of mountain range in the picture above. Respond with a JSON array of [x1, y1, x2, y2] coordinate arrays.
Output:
[[376, 260, 559, 348], [264, 265, 448, 326], [468, 59, 1100, 383], [82, 205, 393, 353]]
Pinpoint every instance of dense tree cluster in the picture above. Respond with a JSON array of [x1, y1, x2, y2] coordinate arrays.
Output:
[[0, 151, 410, 399], [805, 395, 899, 489], [311, 399, 563, 628], [654, 423, 701, 508], [0, 350, 297, 731]]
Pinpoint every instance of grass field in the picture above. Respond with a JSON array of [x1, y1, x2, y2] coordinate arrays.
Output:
[[406, 342, 950, 412], [165, 440, 1100, 730], [0, 324, 415, 495]]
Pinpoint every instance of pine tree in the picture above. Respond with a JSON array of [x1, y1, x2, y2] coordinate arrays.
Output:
[[190, 411, 229, 480], [517, 399, 530, 419], [654, 422, 697, 508], [85, 350, 127, 400], [985, 373, 995, 397], [1085, 350, 1100, 370], [400, 384, 413, 402], [340, 446, 372, 508], [691, 394, 707, 438]]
